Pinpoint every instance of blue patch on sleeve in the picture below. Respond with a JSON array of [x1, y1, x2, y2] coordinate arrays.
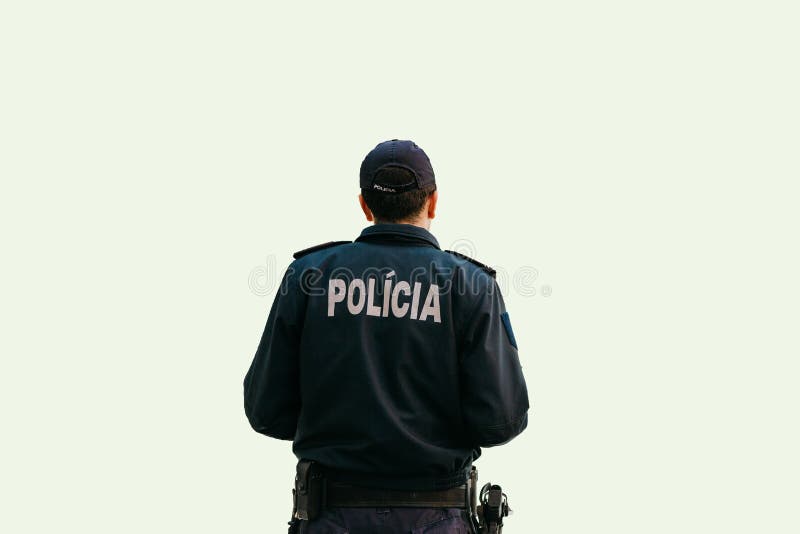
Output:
[[501, 312, 518, 349]]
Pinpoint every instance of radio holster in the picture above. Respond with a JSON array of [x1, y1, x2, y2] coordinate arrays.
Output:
[[292, 460, 326, 522]]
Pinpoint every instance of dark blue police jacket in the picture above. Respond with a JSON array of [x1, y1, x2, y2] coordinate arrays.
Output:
[[244, 223, 529, 490]]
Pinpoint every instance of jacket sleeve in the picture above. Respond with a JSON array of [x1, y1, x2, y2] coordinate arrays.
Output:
[[243, 267, 303, 440], [459, 278, 529, 447]]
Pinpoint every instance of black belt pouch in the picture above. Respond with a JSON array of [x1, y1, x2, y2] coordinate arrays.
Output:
[[294, 460, 325, 521]]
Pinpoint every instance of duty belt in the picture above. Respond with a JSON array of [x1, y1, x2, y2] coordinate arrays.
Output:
[[291, 460, 473, 522], [325, 482, 468, 508], [289, 461, 502, 534]]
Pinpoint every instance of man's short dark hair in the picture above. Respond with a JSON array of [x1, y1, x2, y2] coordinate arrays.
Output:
[[361, 167, 436, 223]]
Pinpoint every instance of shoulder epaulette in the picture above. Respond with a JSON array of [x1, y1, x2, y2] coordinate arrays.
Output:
[[293, 240, 351, 259], [444, 249, 496, 278]]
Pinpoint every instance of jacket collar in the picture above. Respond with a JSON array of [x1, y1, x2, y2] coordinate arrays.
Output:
[[356, 223, 440, 249]]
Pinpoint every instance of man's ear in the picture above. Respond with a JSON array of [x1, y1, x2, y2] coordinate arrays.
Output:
[[359, 194, 374, 222], [427, 190, 438, 220]]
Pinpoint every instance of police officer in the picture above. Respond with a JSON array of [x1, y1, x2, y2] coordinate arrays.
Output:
[[244, 139, 529, 533]]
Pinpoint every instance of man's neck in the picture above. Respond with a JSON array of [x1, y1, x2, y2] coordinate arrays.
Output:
[[374, 219, 431, 230]]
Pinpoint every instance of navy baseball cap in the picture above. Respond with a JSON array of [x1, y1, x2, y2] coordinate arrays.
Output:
[[360, 139, 436, 193]]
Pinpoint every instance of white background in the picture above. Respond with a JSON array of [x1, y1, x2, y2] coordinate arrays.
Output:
[[2, 1, 798, 532]]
